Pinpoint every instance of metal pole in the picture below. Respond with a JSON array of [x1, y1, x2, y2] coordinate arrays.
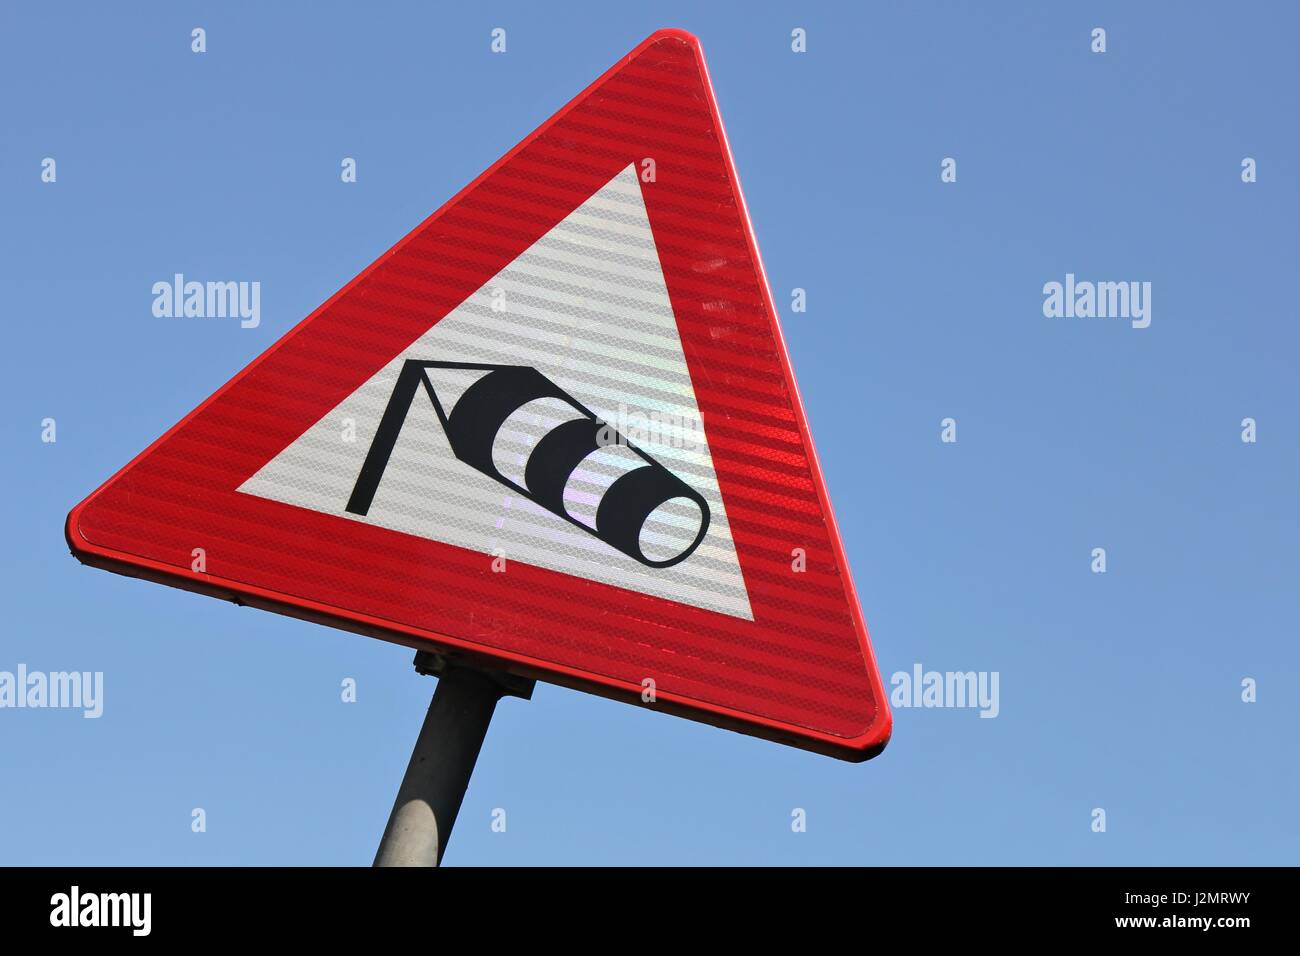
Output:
[[374, 653, 533, 867]]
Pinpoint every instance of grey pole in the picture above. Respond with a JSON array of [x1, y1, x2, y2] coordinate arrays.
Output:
[[374, 653, 533, 867]]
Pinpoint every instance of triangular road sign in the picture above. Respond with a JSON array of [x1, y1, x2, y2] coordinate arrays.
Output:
[[67, 29, 891, 761]]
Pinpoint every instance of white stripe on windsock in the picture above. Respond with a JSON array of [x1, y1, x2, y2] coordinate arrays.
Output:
[[490, 397, 586, 489], [561, 442, 645, 531]]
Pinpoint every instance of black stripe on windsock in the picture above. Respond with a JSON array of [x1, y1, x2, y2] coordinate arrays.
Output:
[[347, 360, 711, 569]]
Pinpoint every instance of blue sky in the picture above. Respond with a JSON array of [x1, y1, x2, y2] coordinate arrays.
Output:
[[1, 1, 1297, 865]]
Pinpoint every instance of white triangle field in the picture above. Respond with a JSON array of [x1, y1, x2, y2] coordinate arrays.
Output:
[[240, 165, 753, 620]]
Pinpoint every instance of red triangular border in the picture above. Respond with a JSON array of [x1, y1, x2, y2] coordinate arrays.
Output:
[[67, 29, 891, 761]]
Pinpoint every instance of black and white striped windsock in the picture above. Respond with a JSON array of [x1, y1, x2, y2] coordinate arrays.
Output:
[[347, 360, 710, 569]]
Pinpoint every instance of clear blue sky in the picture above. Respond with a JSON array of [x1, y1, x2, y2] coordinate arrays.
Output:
[[2, 1, 1296, 865]]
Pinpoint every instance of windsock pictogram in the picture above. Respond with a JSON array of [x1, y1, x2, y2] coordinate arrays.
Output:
[[347, 360, 710, 569]]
